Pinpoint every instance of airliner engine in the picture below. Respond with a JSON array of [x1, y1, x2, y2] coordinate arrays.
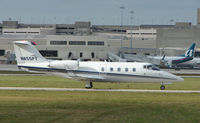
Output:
[[50, 60, 79, 70]]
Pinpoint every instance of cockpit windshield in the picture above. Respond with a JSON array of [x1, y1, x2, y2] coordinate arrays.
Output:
[[144, 65, 160, 71]]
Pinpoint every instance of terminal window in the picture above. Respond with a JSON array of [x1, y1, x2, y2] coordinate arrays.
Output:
[[39, 50, 58, 57], [69, 41, 86, 45], [88, 41, 104, 46], [4, 32, 14, 33], [28, 32, 39, 34], [50, 41, 67, 45], [0, 50, 5, 56]]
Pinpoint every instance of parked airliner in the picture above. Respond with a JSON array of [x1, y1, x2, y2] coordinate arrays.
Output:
[[148, 43, 196, 68], [13, 41, 183, 90], [125, 43, 196, 69]]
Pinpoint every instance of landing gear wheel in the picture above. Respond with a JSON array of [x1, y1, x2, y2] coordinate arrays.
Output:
[[160, 85, 165, 90], [85, 82, 93, 89]]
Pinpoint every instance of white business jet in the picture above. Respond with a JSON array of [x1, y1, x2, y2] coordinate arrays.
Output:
[[13, 41, 183, 90]]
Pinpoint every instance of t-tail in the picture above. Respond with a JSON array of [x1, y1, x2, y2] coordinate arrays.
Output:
[[13, 41, 47, 66], [181, 43, 196, 58]]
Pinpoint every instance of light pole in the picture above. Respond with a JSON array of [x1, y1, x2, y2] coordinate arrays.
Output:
[[120, 6, 125, 49], [129, 10, 134, 48]]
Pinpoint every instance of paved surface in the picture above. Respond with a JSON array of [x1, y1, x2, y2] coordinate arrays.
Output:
[[164, 69, 200, 74], [0, 64, 18, 71], [0, 74, 46, 76], [0, 87, 200, 93], [182, 76, 200, 78]]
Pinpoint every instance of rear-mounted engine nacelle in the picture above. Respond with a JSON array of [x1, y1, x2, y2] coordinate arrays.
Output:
[[50, 60, 79, 70]]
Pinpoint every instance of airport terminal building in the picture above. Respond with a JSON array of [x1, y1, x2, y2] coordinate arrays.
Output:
[[0, 9, 200, 63]]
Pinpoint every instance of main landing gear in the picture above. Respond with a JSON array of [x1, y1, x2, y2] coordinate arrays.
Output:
[[160, 82, 165, 90], [85, 81, 93, 89]]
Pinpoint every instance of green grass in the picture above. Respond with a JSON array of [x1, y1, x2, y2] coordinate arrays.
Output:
[[0, 91, 200, 123], [0, 75, 200, 122], [0, 75, 200, 90]]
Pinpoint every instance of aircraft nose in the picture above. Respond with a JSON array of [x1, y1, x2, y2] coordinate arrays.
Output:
[[164, 71, 184, 82]]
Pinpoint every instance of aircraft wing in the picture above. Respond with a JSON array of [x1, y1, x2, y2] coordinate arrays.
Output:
[[46, 72, 105, 81], [76, 74, 105, 81]]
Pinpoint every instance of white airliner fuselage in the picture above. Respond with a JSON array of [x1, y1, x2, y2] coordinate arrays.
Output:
[[178, 57, 200, 68], [13, 41, 184, 90]]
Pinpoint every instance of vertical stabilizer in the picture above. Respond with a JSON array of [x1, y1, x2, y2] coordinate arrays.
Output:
[[13, 41, 47, 65]]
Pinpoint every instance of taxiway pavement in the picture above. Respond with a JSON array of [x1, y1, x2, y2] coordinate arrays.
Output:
[[0, 87, 200, 93]]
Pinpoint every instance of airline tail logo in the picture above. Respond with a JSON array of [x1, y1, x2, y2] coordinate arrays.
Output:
[[185, 49, 193, 57], [184, 43, 195, 57]]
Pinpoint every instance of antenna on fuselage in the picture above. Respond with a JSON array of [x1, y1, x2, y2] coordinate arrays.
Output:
[[77, 58, 81, 68]]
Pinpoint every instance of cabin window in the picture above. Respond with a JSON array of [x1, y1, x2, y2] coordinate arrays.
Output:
[[101, 67, 105, 72], [143, 65, 147, 69], [117, 67, 121, 72], [132, 68, 136, 72], [125, 68, 128, 72], [110, 67, 113, 72]]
